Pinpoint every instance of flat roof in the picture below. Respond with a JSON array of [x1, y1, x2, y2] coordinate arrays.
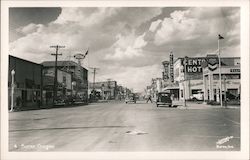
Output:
[[9, 55, 43, 67], [42, 60, 88, 70]]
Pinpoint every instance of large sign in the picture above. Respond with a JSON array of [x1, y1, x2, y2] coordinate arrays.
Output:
[[183, 58, 206, 73], [170, 53, 174, 82]]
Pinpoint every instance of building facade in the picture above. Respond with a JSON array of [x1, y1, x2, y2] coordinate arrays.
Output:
[[203, 58, 240, 102], [174, 56, 240, 101], [8, 55, 43, 110], [89, 81, 118, 100], [42, 68, 72, 105], [42, 61, 88, 102], [174, 57, 206, 100]]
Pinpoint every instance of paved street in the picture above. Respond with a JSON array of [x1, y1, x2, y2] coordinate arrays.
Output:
[[9, 101, 240, 151]]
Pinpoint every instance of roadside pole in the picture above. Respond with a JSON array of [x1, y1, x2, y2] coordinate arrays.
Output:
[[50, 45, 65, 105], [224, 75, 227, 108], [183, 57, 187, 108], [218, 35, 224, 108]]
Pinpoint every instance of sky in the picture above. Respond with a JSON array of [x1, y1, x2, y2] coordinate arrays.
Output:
[[9, 7, 240, 92]]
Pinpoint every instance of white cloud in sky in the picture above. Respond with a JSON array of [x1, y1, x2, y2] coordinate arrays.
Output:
[[16, 23, 43, 35], [152, 8, 239, 46], [104, 32, 147, 60], [149, 19, 162, 32], [153, 9, 209, 45], [134, 33, 147, 49], [54, 8, 118, 26]]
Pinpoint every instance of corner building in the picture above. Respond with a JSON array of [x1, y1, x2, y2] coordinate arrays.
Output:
[[174, 56, 240, 101], [203, 57, 240, 102]]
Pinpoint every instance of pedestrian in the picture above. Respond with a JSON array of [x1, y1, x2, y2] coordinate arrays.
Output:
[[171, 94, 174, 101], [15, 96, 21, 111], [146, 95, 152, 103]]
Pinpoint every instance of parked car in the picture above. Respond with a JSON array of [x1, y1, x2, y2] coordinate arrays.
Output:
[[156, 91, 173, 107], [125, 93, 136, 104], [190, 91, 204, 101]]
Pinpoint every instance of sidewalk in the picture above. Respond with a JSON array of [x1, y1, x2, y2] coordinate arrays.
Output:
[[173, 100, 240, 109]]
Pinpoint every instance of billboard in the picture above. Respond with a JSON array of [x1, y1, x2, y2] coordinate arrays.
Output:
[[182, 58, 206, 73]]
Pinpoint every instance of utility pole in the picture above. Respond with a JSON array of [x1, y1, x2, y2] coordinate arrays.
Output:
[[89, 67, 100, 91], [89, 67, 99, 101], [50, 45, 65, 105]]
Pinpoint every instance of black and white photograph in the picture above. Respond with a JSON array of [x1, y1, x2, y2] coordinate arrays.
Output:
[[1, 0, 249, 160]]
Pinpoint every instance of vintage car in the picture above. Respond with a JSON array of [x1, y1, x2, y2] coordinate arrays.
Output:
[[156, 91, 173, 107], [125, 93, 136, 104]]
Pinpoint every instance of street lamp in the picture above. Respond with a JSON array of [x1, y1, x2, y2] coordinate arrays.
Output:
[[218, 34, 224, 107], [10, 69, 15, 112], [71, 81, 76, 96]]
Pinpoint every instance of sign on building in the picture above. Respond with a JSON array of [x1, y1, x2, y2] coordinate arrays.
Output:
[[206, 55, 219, 71], [170, 53, 174, 82], [182, 58, 206, 73]]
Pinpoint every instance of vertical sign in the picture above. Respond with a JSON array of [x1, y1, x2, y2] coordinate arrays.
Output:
[[170, 53, 174, 83], [162, 61, 169, 80]]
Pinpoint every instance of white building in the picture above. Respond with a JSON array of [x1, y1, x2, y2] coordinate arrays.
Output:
[[174, 56, 240, 101], [203, 58, 240, 102]]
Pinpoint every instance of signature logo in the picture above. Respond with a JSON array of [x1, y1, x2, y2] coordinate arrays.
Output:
[[216, 136, 234, 149]]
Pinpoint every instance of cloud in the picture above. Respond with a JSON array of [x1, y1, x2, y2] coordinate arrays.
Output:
[[152, 7, 240, 47], [54, 8, 118, 26], [134, 33, 147, 49], [153, 9, 208, 45], [16, 23, 44, 35], [104, 32, 148, 61], [149, 19, 162, 32], [10, 7, 161, 63]]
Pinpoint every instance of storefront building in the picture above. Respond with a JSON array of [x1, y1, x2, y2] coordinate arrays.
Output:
[[42, 68, 72, 105], [174, 56, 240, 101], [174, 57, 206, 100], [89, 81, 118, 100], [203, 58, 240, 102], [42, 61, 88, 102], [8, 55, 43, 110]]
